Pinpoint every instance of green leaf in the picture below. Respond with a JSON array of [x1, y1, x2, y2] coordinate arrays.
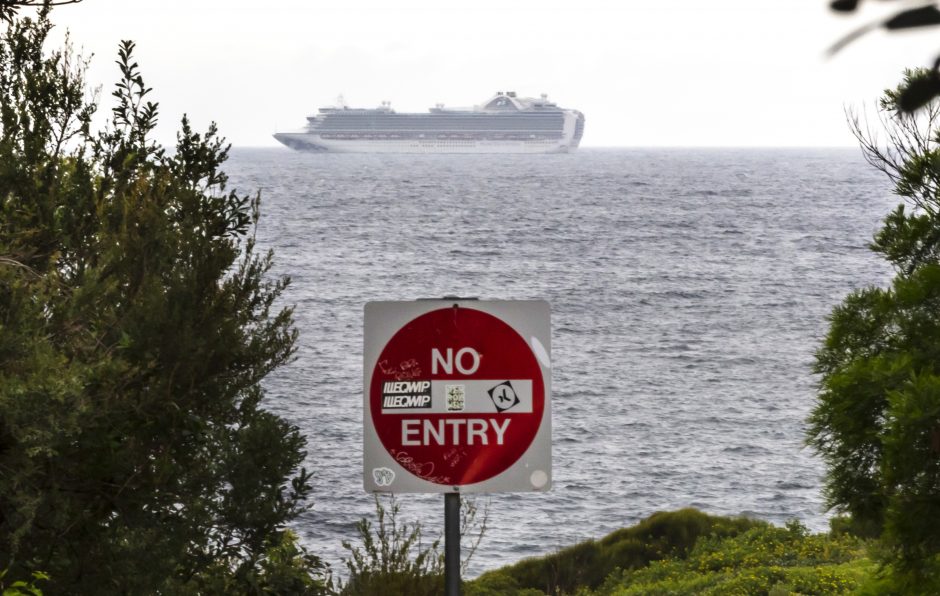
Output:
[[884, 6, 940, 31], [897, 71, 940, 113]]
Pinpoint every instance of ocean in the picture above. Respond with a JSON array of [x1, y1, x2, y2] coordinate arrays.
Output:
[[225, 147, 895, 578]]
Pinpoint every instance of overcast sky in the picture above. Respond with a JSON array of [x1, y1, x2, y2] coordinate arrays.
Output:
[[42, 0, 940, 148]]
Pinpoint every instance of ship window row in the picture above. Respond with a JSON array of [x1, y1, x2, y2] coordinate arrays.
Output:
[[314, 113, 564, 119], [314, 120, 563, 131], [315, 127, 565, 132], [308, 114, 564, 122], [315, 128, 564, 134], [318, 132, 564, 141]]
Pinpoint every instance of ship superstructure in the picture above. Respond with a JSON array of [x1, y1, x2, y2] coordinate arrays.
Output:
[[274, 92, 585, 154]]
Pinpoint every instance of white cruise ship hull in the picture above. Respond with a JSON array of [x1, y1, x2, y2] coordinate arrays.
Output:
[[274, 92, 584, 154], [273, 133, 574, 154]]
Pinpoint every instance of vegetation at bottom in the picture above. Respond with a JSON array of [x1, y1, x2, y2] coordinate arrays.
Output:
[[580, 519, 874, 596], [464, 510, 880, 596], [466, 508, 757, 595], [334, 495, 487, 596], [318, 504, 919, 596]]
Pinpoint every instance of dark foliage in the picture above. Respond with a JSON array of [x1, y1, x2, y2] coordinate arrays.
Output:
[[0, 8, 327, 594]]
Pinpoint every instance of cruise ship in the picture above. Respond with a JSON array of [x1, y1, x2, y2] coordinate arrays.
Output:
[[273, 91, 585, 154]]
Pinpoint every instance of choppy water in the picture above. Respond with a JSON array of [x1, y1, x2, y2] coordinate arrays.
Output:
[[225, 147, 894, 577]]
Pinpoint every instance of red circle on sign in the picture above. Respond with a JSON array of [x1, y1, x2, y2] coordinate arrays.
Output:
[[370, 307, 544, 486]]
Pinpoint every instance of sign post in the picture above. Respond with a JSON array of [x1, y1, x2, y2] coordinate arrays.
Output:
[[363, 299, 552, 594], [445, 491, 460, 595]]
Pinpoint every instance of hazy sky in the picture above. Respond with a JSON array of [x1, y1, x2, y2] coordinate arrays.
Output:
[[42, 0, 940, 147]]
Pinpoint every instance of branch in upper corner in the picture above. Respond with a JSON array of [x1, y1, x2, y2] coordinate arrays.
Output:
[[828, 2, 940, 113], [0, 1, 83, 5], [0, 1, 83, 23]]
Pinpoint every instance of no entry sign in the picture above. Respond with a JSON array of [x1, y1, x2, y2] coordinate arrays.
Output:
[[363, 300, 551, 493]]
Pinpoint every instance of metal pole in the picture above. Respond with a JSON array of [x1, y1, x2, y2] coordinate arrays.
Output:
[[444, 492, 461, 596]]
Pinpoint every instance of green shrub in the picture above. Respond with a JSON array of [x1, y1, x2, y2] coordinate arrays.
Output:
[[467, 509, 762, 595], [338, 496, 443, 596], [336, 494, 489, 596], [185, 530, 332, 595], [590, 521, 874, 595]]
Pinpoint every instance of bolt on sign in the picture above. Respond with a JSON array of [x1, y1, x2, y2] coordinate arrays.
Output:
[[363, 300, 551, 493]]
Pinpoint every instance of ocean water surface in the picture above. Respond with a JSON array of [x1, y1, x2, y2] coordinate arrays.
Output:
[[225, 147, 894, 577]]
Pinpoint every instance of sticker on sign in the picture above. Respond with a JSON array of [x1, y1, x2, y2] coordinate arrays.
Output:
[[363, 299, 551, 493]]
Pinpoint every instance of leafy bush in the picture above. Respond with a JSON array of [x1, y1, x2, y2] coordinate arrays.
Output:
[[185, 530, 331, 595], [467, 509, 761, 595], [338, 496, 444, 596], [338, 495, 489, 596], [590, 521, 873, 596], [463, 514, 879, 596], [0, 7, 322, 593]]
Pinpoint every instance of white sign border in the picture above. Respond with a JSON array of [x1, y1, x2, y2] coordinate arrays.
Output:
[[363, 299, 552, 494]]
